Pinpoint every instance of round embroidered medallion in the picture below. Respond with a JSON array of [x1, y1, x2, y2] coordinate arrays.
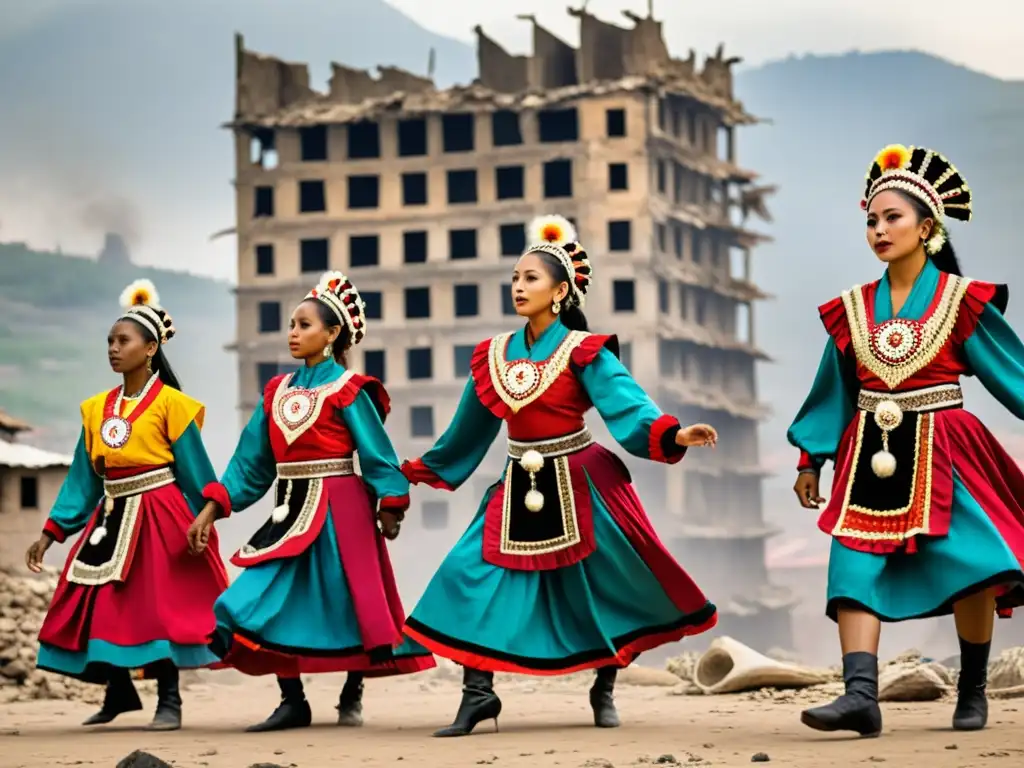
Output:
[[278, 390, 315, 428], [869, 319, 923, 365], [501, 360, 541, 401], [99, 416, 132, 449]]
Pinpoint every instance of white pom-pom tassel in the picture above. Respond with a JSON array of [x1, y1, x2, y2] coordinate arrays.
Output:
[[519, 450, 544, 474], [271, 504, 289, 523], [871, 450, 897, 478], [89, 526, 108, 546], [524, 489, 545, 512]]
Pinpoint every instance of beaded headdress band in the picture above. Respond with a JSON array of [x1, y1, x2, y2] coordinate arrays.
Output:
[[306, 271, 367, 345], [117, 279, 176, 344], [522, 215, 593, 307], [861, 144, 973, 254]]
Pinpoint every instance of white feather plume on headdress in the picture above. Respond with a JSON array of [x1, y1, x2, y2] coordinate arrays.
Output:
[[119, 278, 160, 309], [528, 214, 577, 246]]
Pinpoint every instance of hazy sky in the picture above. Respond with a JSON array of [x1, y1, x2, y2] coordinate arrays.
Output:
[[386, 0, 1024, 80]]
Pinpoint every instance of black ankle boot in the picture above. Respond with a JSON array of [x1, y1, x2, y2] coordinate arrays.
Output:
[[433, 667, 502, 738], [147, 663, 182, 731], [590, 667, 621, 728], [801, 652, 882, 737], [336, 672, 364, 727], [246, 677, 313, 733], [82, 669, 143, 726], [953, 637, 990, 731]]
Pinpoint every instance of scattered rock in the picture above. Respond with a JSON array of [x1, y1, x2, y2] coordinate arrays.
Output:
[[751, 754, 770, 763], [115, 751, 173, 768]]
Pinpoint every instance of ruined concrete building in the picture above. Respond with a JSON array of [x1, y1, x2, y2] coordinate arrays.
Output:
[[226, 7, 793, 651]]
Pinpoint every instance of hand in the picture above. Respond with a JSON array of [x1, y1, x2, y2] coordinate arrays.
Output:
[[794, 471, 826, 509], [676, 423, 718, 448], [378, 511, 402, 541], [187, 504, 218, 555], [25, 535, 52, 573]]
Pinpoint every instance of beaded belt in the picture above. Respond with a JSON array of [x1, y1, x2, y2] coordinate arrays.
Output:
[[276, 458, 355, 479], [103, 467, 175, 499], [857, 384, 963, 414], [507, 428, 593, 460]]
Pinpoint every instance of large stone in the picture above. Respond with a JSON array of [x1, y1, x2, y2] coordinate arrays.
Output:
[[115, 751, 173, 768]]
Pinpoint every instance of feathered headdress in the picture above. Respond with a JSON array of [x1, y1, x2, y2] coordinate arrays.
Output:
[[117, 278, 175, 344], [306, 271, 367, 345], [861, 144, 972, 254], [523, 214, 592, 307]]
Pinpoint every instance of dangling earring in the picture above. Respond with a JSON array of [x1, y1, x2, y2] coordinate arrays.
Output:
[[145, 356, 153, 374], [323, 342, 333, 359], [552, 299, 561, 314]]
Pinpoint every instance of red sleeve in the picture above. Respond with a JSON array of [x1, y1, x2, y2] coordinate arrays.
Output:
[[954, 280, 1009, 344], [649, 414, 687, 464], [43, 519, 67, 544], [400, 458, 455, 491], [379, 494, 411, 515], [337, 372, 391, 422], [570, 333, 620, 368], [818, 295, 852, 355], [470, 338, 506, 419], [797, 450, 819, 472], [201, 482, 233, 518]]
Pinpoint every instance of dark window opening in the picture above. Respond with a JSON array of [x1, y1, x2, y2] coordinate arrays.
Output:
[[442, 113, 474, 152], [300, 238, 329, 273], [254, 186, 274, 217], [499, 223, 526, 256], [453, 344, 474, 377], [492, 110, 522, 146], [407, 347, 433, 380], [402, 172, 428, 206], [300, 125, 328, 161], [658, 280, 669, 313], [397, 118, 428, 156], [249, 128, 277, 168], [656, 224, 667, 253], [362, 291, 382, 320], [347, 120, 380, 158], [454, 284, 479, 317], [255, 244, 274, 275], [403, 230, 428, 264], [19, 476, 38, 509], [447, 169, 478, 204], [258, 301, 281, 333], [501, 284, 516, 316], [608, 162, 628, 191], [410, 406, 434, 438], [543, 159, 572, 198], [299, 179, 326, 213], [674, 224, 684, 258], [257, 361, 300, 391], [606, 108, 626, 137], [422, 500, 449, 530], [405, 287, 431, 319], [692, 229, 702, 263], [449, 229, 477, 260], [349, 235, 379, 267], [363, 349, 386, 382], [495, 166, 524, 200], [347, 175, 379, 209], [608, 220, 632, 251], [538, 108, 579, 142], [657, 160, 667, 193], [613, 279, 636, 312]]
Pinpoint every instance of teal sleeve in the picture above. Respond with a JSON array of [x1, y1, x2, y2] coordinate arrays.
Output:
[[45, 429, 103, 538], [787, 338, 856, 468], [963, 303, 1024, 420], [417, 378, 502, 490], [577, 348, 686, 462], [340, 390, 410, 508], [170, 421, 218, 516], [217, 397, 277, 513]]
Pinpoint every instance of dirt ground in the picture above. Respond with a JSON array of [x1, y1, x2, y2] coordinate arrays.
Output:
[[2, 670, 1023, 768]]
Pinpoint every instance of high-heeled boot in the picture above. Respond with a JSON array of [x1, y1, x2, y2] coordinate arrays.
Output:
[[336, 672, 364, 727], [82, 668, 143, 726], [590, 667, 621, 728], [246, 676, 313, 733], [433, 667, 502, 737], [800, 651, 882, 737], [148, 663, 182, 731], [953, 637, 990, 731]]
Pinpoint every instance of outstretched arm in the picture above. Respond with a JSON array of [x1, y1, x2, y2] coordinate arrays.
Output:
[[340, 390, 410, 514], [41, 428, 104, 543], [963, 303, 1024, 420], [786, 338, 856, 472]]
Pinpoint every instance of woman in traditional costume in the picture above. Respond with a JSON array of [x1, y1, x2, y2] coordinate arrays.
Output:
[[187, 271, 435, 732], [789, 145, 1024, 737], [24, 279, 228, 731], [400, 215, 720, 737]]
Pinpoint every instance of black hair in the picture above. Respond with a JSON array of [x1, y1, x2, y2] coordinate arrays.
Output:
[[122, 317, 182, 391], [306, 298, 353, 367], [893, 189, 963, 276], [532, 250, 590, 332]]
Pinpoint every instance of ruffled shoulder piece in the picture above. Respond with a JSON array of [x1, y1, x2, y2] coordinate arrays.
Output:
[[569, 333, 619, 368], [470, 335, 509, 420], [818, 289, 858, 354], [262, 373, 292, 414], [333, 372, 391, 422], [954, 279, 1009, 343]]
